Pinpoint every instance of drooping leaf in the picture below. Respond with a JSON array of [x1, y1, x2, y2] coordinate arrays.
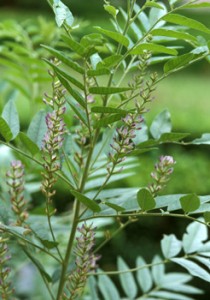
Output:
[[183, 221, 207, 254], [2, 99, 19, 139], [161, 234, 182, 259], [150, 110, 172, 139], [89, 86, 131, 95], [61, 34, 85, 56], [88, 276, 100, 300], [137, 188, 156, 211], [162, 14, 210, 34], [0, 117, 13, 142], [150, 290, 195, 299], [136, 256, 153, 293], [100, 54, 123, 68], [95, 26, 129, 48], [145, 1, 164, 10], [130, 43, 178, 56], [98, 272, 120, 300], [191, 133, 210, 145], [117, 257, 138, 298], [27, 110, 47, 149], [152, 255, 165, 285], [159, 132, 190, 143], [151, 28, 197, 43], [53, 0, 74, 27], [18, 132, 40, 156], [204, 211, 210, 223], [104, 4, 119, 17], [104, 202, 125, 212], [179, 194, 200, 214], [171, 258, 210, 282], [70, 190, 101, 213], [87, 68, 110, 76], [182, 2, 210, 9]]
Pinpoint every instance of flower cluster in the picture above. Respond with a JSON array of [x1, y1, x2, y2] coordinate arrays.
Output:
[[108, 114, 143, 171], [64, 223, 99, 300], [148, 155, 176, 196], [41, 67, 66, 203], [0, 235, 13, 299], [6, 160, 28, 226]]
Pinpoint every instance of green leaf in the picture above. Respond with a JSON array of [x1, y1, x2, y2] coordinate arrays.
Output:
[[171, 258, 210, 282], [166, 46, 208, 74], [95, 26, 129, 48], [61, 34, 85, 56], [89, 86, 131, 95], [88, 276, 100, 300], [136, 257, 153, 293], [98, 272, 120, 300], [87, 68, 110, 76], [161, 234, 182, 259], [104, 4, 119, 17], [42, 45, 84, 74], [204, 211, 210, 223], [151, 28, 197, 43], [130, 43, 178, 56], [183, 2, 210, 9], [91, 106, 127, 114], [27, 110, 47, 149], [56, 73, 86, 108], [39, 238, 59, 249], [137, 188, 156, 211], [159, 132, 189, 142], [117, 257, 138, 298], [101, 54, 123, 68], [2, 99, 19, 139], [152, 255, 165, 285], [70, 190, 101, 213], [23, 248, 52, 282], [18, 132, 40, 156], [179, 194, 200, 214], [145, 1, 164, 10], [183, 221, 207, 254], [50, 63, 84, 90], [150, 290, 196, 299], [53, 0, 74, 27], [162, 14, 210, 34], [150, 110, 172, 139], [105, 202, 125, 212], [0, 117, 13, 142], [191, 133, 210, 145], [93, 113, 125, 128], [66, 97, 88, 127]]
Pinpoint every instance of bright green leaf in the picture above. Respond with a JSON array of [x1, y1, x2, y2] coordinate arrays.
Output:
[[93, 113, 125, 128], [204, 211, 210, 223], [0, 117, 13, 142], [27, 110, 47, 149], [18, 132, 40, 156], [162, 14, 210, 34], [161, 234, 182, 258], [136, 256, 153, 293], [131, 43, 178, 56], [137, 188, 156, 211], [91, 106, 127, 114], [70, 190, 101, 213], [145, 1, 164, 10], [42, 45, 84, 74], [104, 4, 119, 17], [105, 202, 125, 212], [2, 99, 19, 139], [151, 28, 197, 43], [62, 34, 85, 56], [171, 258, 210, 282], [89, 86, 131, 95], [150, 110, 172, 139], [180, 194, 200, 214], [159, 132, 190, 143], [95, 26, 129, 48], [117, 257, 138, 298]]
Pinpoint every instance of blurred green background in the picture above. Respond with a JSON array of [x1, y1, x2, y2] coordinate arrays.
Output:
[[1, 1, 210, 299]]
